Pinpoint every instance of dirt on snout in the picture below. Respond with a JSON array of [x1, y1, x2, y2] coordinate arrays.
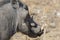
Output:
[[10, 0, 60, 40]]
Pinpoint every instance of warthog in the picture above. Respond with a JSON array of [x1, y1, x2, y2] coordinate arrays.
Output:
[[0, 0, 43, 40]]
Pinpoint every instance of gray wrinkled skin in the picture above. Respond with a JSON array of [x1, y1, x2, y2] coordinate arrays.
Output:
[[0, 3, 17, 40], [0, 0, 43, 40], [0, 0, 10, 7]]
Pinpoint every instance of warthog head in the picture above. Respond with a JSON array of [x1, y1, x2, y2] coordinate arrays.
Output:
[[11, 0, 44, 37]]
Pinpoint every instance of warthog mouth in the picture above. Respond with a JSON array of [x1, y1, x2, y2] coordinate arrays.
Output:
[[27, 28, 44, 38], [27, 23, 44, 38]]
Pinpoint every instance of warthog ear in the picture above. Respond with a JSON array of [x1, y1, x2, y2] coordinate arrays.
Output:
[[10, 0, 19, 9]]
